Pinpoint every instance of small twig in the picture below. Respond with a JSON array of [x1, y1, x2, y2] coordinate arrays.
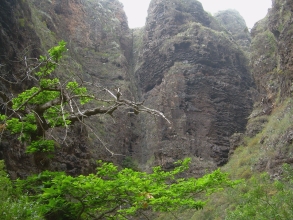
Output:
[[58, 82, 69, 144], [168, 209, 180, 220], [71, 99, 87, 118], [78, 119, 124, 157], [13, 89, 42, 112], [69, 100, 74, 113], [103, 88, 117, 99], [0, 75, 19, 84], [95, 205, 120, 220]]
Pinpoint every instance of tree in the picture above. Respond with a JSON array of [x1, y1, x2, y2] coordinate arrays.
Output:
[[0, 41, 169, 154], [18, 158, 237, 220]]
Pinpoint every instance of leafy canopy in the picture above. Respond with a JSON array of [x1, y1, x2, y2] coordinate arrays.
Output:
[[17, 158, 237, 219]]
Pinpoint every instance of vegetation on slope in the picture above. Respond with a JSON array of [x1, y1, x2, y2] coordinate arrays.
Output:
[[184, 98, 293, 220]]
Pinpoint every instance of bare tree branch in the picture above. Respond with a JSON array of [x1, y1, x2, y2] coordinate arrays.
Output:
[[67, 105, 117, 123], [95, 205, 120, 220], [0, 75, 19, 84]]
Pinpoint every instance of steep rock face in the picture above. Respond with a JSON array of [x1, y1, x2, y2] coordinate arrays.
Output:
[[134, 0, 254, 167], [29, 0, 131, 86], [241, 0, 293, 173], [215, 9, 251, 52], [0, 0, 134, 178], [268, 0, 293, 94], [0, 0, 41, 92], [0, 0, 43, 178], [250, 0, 293, 105]]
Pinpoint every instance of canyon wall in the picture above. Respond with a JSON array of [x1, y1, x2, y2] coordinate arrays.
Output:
[[0, 0, 264, 177], [241, 0, 293, 173], [133, 0, 254, 171]]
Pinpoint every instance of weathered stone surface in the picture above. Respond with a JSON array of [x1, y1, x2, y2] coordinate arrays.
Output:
[[215, 9, 251, 52], [0, 0, 41, 93], [251, 0, 293, 99], [134, 0, 254, 167]]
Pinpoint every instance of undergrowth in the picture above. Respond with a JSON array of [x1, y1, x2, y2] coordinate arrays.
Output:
[[190, 98, 293, 220], [0, 161, 43, 219]]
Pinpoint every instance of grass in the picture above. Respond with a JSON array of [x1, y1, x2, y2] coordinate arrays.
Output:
[[18, 18, 25, 27]]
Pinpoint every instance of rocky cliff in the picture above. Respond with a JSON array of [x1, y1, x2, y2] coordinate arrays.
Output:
[[251, 0, 293, 99], [235, 0, 293, 174], [189, 1, 293, 218], [0, 0, 258, 177], [133, 0, 254, 170]]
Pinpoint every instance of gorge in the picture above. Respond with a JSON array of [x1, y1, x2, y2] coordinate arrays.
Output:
[[0, 0, 293, 184]]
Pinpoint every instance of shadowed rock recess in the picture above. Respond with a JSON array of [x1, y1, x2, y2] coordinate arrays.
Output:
[[0, 0, 255, 177]]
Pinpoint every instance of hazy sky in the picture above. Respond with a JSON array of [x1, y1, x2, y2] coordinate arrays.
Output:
[[120, 0, 272, 29]]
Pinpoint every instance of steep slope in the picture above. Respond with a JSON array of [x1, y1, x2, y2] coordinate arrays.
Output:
[[242, 0, 293, 172], [133, 0, 254, 170], [0, 0, 41, 92]]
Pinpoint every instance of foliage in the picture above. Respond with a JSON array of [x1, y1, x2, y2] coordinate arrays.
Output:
[[0, 159, 236, 219], [121, 156, 139, 170], [191, 164, 293, 220], [1, 41, 72, 153], [26, 139, 55, 154], [0, 161, 43, 220], [190, 98, 293, 220], [15, 158, 236, 220], [226, 164, 293, 219]]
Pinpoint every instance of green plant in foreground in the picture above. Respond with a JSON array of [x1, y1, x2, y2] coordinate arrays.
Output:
[[17, 158, 236, 220], [0, 161, 43, 220]]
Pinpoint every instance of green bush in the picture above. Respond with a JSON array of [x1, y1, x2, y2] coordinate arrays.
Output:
[[0, 161, 43, 220], [226, 164, 293, 220], [15, 159, 236, 219]]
